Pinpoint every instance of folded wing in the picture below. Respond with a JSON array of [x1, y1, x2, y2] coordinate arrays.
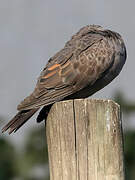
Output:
[[18, 35, 114, 110]]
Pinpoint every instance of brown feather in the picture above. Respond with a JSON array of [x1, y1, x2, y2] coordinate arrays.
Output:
[[18, 37, 115, 110], [2, 109, 39, 134], [2, 25, 126, 134]]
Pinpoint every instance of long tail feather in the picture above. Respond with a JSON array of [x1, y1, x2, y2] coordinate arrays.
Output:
[[2, 108, 39, 134]]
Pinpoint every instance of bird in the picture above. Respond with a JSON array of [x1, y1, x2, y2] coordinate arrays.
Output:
[[2, 25, 127, 134]]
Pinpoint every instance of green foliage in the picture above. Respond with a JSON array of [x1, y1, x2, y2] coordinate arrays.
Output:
[[0, 137, 17, 180], [24, 125, 48, 165], [0, 124, 49, 180], [113, 91, 135, 180], [124, 131, 135, 180], [114, 91, 135, 114], [14, 125, 49, 180]]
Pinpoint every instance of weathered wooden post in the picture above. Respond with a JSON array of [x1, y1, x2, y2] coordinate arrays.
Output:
[[46, 99, 125, 180]]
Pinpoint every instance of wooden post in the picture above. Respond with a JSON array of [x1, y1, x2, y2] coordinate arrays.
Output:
[[46, 99, 125, 180]]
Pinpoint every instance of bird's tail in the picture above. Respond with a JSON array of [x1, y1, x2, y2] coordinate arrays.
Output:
[[2, 108, 39, 134]]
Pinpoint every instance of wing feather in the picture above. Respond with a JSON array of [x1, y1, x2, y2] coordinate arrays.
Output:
[[18, 35, 115, 111]]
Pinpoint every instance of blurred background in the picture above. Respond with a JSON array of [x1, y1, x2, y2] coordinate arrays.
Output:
[[0, 0, 135, 179]]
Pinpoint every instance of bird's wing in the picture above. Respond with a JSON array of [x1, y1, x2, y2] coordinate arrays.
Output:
[[18, 35, 115, 110]]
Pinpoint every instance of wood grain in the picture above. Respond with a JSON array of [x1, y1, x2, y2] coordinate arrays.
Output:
[[46, 99, 125, 180]]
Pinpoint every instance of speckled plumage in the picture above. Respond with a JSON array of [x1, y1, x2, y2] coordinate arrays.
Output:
[[2, 25, 126, 134]]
